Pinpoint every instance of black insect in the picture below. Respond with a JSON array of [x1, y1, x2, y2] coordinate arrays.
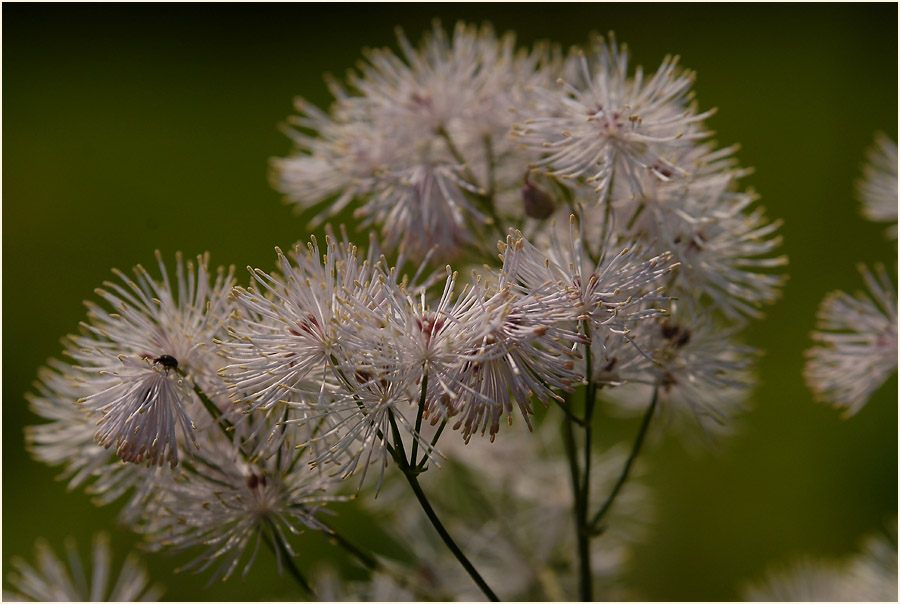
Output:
[[154, 355, 179, 370]]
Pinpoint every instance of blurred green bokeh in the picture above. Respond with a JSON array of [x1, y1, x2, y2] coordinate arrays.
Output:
[[3, 4, 897, 601]]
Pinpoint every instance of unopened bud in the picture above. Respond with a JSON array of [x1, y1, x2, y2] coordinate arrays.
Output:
[[521, 174, 556, 219]]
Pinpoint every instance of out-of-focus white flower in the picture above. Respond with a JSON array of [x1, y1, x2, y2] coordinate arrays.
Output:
[[743, 557, 858, 602], [350, 22, 513, 140], [59, 252, 235, 469], [857, 133, 898, 239], [355, 162, 486, 261], [4, 533, 163, 602], [742, 522, 897, 602], [619, 166, 787, 322], [273, 22, 555, 261], [273, 98, 391, 226], [844, 524, 898, 602], [598, 309, 758, 442], [805, 264, 898, 416], [514, 33, 714, 204], [315, 566, 418, 602], [136, 421, 344, 585]]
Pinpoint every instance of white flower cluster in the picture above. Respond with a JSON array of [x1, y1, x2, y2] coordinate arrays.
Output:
[[273, 21, 786, 442], [24, 22, 790, 598], [805, 134, 898, 415]]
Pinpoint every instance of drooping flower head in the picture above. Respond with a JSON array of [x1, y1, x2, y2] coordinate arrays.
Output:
[[805, 263, 898, 416], [59, 252, 236, 469], [26, 357, 186, 521]]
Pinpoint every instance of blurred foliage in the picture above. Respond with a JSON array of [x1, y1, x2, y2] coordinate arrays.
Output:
[[3, 4, 896, 601]]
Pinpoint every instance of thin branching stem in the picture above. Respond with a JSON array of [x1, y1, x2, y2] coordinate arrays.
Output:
[[561, 391, 587, 600], [401, 463, 500, 602], [577, 328, 596, 601], [409, 371, 429, 465], [552, 396, 586, 427], [189, 378, 251, 463], [262, 519, 315, 596], [387, 407, 499, 602], [324, 528, 378, 571], [418, 419, 447, 469], [438, 126, 505, 241], [590, 383, 660, 530]]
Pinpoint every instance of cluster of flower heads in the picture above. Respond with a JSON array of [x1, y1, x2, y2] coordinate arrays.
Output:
[[273, 21, 786, 442], [24, 225, 674, 583], [218, 227, 679, 484], [26, 252, 347, 583], [805, 134, 898, 415], [24, 21, 790, 595]]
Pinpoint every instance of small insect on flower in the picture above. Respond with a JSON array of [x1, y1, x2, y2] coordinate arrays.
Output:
[[59, 251, 237, 469], [154, 355, 179, 371]]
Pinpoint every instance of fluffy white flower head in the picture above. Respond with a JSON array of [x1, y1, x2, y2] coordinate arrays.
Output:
[[857, 133, 898, 239], [221, 235, 377, 411], [515, 33, 715, 204], [66, 251, 235, 468], [137, 431, 342, 585], [805, 264, 898, 416]]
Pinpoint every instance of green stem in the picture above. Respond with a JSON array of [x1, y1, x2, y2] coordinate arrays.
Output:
[[387, 408, 499, 601], [324, 527, 378, 571], [387, 408, 409, 464], [483, 134, 496, 202], [625, 201, 646, 232], [590, 383, 660, 530], [438, 126, 505, 241], [188, 378, 234, 433], [577, 329, 596, 601], [262, 520, 315, 596], [401, 468, 500, 602], [417, 419, 446, 470], [188, 378, 252, 463], [324, 525, 433, 598], [560, 392, 588, 600], [409, 372, 428, 465], [552, 396, 586, 427]]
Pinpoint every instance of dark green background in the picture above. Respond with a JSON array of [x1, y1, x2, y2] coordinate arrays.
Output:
[[4, 4, 897, 601]]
